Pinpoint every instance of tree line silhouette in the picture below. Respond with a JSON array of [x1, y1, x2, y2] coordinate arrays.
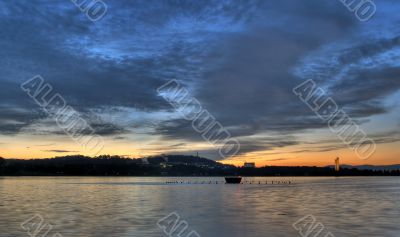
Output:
[[0, 155, 399, 176]]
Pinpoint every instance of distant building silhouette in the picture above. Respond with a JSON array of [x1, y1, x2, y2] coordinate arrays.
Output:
[[335, 157, 340, 172], [244, 162, 256, 168]]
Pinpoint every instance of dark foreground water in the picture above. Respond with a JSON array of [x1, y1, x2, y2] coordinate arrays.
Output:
[[0, 177, 399, 237]]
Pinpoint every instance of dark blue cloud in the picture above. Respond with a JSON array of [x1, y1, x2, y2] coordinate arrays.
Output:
[[0, 0, 399, 158]]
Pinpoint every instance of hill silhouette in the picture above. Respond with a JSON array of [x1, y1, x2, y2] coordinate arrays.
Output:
[[0, 155, 399, 176]]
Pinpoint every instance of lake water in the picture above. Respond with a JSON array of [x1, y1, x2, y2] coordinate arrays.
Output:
[[0, 177, 399, 237]]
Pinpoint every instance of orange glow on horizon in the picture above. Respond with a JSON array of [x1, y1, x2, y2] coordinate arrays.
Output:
[[1, 135, 399, 167]]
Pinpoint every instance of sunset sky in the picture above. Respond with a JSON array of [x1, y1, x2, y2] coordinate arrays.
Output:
[[0, 0, 399, 166]]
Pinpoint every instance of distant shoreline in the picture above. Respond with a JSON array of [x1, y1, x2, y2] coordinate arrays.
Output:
[[1, 155, 399, 177]]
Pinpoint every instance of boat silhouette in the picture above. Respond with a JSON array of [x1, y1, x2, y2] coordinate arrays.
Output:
[[225, 176, 242, 184]]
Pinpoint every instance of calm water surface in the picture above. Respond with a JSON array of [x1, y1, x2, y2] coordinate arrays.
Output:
[[0, 177, 399, 237]]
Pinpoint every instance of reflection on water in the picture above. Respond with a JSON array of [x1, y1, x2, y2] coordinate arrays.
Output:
[[0, 177, 399, 237]]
